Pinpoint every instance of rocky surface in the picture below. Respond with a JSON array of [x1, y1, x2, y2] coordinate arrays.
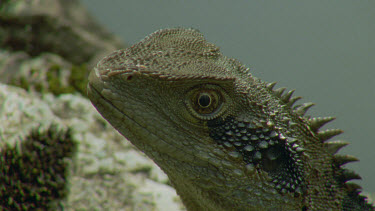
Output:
[[0, 84, 182, 210], [0, 0, 125, 66], [0, 0, 183, 210]]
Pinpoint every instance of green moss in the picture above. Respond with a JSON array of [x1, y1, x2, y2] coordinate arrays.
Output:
[[46, 63, 89, 96], [12, 75, 30, 91], [9, 68, 45, 93], [47, 64, 75, 95], [130, 166, 152, 175], [0, 125, 77, 210], [10, 63, 89, 96], [0, 0, 11, 11], [68, 63, 89, 95]]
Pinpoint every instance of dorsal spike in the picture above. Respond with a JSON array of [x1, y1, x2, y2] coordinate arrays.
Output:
[[281, 90, 295, 103], [309, 116, 336, 132], [266, 82, 277, 90], [341, 169, 362, 182], [294, 102, 315, 116], [324, 140, 349, 154], [286, 96, 302, 107], [334, 154, 359, 166], [345, 182, 363, 192], [317, 129, 343, 142], [273, 87, 286, 97]]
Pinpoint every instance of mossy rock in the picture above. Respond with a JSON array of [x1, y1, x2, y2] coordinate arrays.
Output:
[[0, 125, 77, 210]]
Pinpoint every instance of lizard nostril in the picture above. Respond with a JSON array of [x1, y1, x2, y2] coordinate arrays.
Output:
[[127, 75, 133, 80]]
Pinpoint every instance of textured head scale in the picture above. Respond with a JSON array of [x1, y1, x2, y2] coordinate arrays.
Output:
[[88, 28, 374, 210]]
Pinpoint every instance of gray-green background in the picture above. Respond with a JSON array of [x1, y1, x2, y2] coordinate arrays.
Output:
[[81, 0, 375, 193]]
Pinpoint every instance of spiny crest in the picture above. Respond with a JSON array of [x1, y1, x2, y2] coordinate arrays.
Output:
[[338, 169, 362, 183], [331, 152, 366, 207], [281, 90, 295, 102], [273, 87, 286, 98], [287, 96, 302, 107], [332, 155, 369, 208], [266, 82, 315, 117], [294, 102, 315, 116], [266, 81, 277, 90], [345, 182, 363, 192], [266, 82, 302, 108], [342, 183, 375, 211], [266, 81, 364, 179], [309, 117, 336, 132], [266, 82, 346, 146], [331, 153, 362, 188], [317, 129, 343, 142], [323, 140, 349, 154], [323, 141, 360, 175], [334, 154, 359, 166]]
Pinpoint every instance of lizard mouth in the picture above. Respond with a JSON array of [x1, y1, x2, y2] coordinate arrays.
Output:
[[87, 68, 161, 145], [87, 68, 208, 167]]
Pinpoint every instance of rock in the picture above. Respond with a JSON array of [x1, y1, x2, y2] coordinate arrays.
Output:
[[0, 0, 183, 209], [0, 0, 126, 66], [0, 84, 183, 210]]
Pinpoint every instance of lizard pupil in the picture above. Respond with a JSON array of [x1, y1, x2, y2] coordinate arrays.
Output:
[[186, 85, 226, 119], [198, 93, 211, 108]]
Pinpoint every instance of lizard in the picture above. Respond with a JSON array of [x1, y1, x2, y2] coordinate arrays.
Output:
[[87, 28, 374, 210]]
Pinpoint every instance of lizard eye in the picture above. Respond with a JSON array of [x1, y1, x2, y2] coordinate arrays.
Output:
[[198, 93, 211, 108], [193, 91, 220, 114], [185, 85, 228, 120]]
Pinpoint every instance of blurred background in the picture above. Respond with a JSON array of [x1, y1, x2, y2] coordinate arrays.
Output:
[[81, 0, 375, 193]]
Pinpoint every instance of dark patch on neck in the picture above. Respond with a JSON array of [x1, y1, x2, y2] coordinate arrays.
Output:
[[208, 116, 306, 197]]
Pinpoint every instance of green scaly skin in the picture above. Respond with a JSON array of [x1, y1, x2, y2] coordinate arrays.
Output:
[[87, 28, 374, 210]]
